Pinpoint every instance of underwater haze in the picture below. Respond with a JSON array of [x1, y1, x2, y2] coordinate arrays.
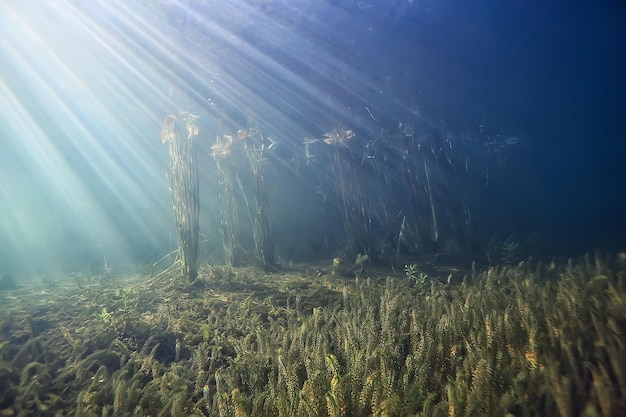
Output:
[[3, 2, 626, 417], [1, 0, 625, 274]]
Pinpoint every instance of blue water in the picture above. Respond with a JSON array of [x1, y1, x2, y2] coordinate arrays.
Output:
[[1, 0, 624, 274]]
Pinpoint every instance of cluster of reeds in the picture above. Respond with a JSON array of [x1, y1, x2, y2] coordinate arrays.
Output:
[[162, 112, 201, 282], [396, 132, 442, 254], [211, 127, 276, 269], [304, 121, 474, 266], [212, 133, 242, 267], [314, 127, 374, 258], [1, 253, 624, 416], [242, 128, 275, 269]]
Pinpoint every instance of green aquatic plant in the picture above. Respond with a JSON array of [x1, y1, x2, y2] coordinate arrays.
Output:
[[114, 287, 137, 308], [94, 307, 112, 324], [213, 134, 243, 268], [162, 111, 200, 282], [320, 127, 375, 259], [1, 254, 625, 416], [404, 263, 428, 289], [212, 126, 277, 269], [500, 238, 521, 264], [243, 127, 276, 269]]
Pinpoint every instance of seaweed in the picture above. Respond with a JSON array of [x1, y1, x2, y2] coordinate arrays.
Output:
[[0, 253, 624, 416]]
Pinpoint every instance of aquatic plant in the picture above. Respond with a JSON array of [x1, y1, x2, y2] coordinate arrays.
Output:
[[162, 111, 201, 282], [319, 126, 374, 259], [212, 126, 277, 268], [212, 134, 243, 267], [396, 130, 443, 254], [500, 238, 522, 264], [404, 263, 428, 289], [242, 127, 276, 269], [1, 253, 625, 416]]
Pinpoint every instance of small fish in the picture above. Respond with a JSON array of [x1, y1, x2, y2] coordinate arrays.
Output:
[[504, 136, 522, 146]]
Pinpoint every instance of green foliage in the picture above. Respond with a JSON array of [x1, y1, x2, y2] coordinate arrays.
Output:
[[94, 307, 113, 324], [115, 288, 137, 308], [500, 239, 522, 264], [165, 111, 201, 282], [1, 254, 625, 416], [404, 264, 428, 289]]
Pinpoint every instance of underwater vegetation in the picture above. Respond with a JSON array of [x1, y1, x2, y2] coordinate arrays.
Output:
[[162, 112, 201, 282], [296, 115, 479, 268], [0, 253, 625, 416], [210, 126, 277, 270], [165, 100, 483, 274]]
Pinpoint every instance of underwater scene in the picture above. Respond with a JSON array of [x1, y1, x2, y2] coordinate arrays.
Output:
[[1, 0, 625, 416]]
